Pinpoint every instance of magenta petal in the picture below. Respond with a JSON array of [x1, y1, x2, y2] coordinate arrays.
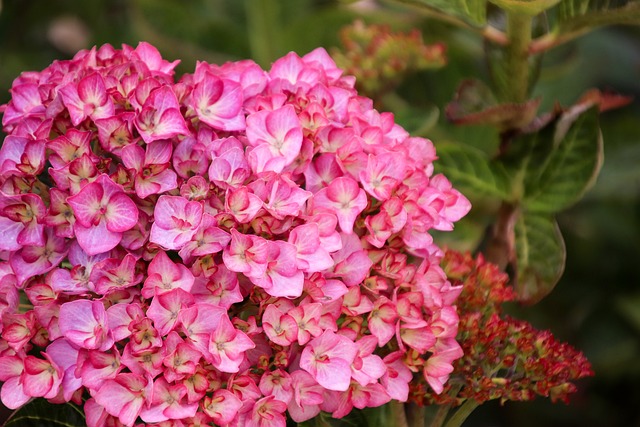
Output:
[[155, 108, 189, 139], [121, 143, 145, 171], [105, 193, 138, 232], [74, 220, 122, 255], [0, 217, 24, 251], [0, 377, 30, 409], [67, 181, 104, 227], [315, 358, 351, 392], [78, 73, 108, 106], [145, 140, 173, 165], [58, 300, 113, 351]]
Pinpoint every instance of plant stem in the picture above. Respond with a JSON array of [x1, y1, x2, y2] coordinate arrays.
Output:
[[406, 403, 426, 427], [505, 12, 533, 103], [443, 400, 480, 427], [389, 401, 410, 427], [427, 405, 450, 427]]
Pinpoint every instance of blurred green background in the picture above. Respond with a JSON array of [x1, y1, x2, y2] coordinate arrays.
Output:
[[0, 0, 639, 426]]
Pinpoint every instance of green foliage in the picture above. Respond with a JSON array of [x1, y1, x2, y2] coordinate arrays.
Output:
[[514, 213, 566, 303], [523, 106, 603, 213], [2, 400, 85, 427], [434, 143, 511, 198], [394, 0, 488, 26], [490, 0, 561, 14]]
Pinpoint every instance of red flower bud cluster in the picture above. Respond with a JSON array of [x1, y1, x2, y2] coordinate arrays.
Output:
[[412, 251, 593, 407], [332, 21, 447, 98]]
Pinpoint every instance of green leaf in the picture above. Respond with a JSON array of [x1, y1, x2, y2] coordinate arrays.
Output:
[[514, 213, 566, 303], [489, 0, 561, 15], [3, 399, 85, 427], [557, 0, 640, 33], [434, 143, 511, 198], [523, 105, 602, 213], [394, 0, 488, 26]]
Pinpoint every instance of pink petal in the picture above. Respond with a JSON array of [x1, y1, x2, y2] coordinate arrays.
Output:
[[74, 220, 123, 256], [105, 193, 138, 232], [0, 376, 30, 409], [67, 181, 104, 227]]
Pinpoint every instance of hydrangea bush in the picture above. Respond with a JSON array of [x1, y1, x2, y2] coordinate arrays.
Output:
[[0, 42, 472, 426]]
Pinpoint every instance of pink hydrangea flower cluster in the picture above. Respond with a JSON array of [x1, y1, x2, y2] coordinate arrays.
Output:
[[0, 42, 470, 427]]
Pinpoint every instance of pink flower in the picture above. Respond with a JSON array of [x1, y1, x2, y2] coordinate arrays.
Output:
[[162, 332, 202, 382], [0, 355, 30, 409], [312, 176, 367, 234], [67, 174, 139, 255], [76, 347, 122, 389], [22, 353, 63, 399], [249, 241, 304, 298], [59, 73, 115, 126], [246, 105, 303, 173], [332, 382, 391, 418], [58, 299, 114, 351], [91, 254, 143, 295], [189, 69, 245, 131], [95, 112, 137, 155], [0, 192, 46, 248], [2, 311, 36, 352], [423, 340, 463, 394], [208, 137, 251, 189], [147, 288, 194, 336], [9, 228, 69, 285], [132, 41, 180, 76], [326, 233, 373, 286], [287, 371, 324, 422], [121, 141, 178, 198], [380, 351, 413, 401], [177, 302, 226, 356], [262, 304, 298, 347], [134, 86, 189, 144], [222, 229, 268, 278], [350, 336, 387, 386], [225, 186, 263, 223], [94, 372, 153, 426], [246, 396, 287, 427], [288, 223, 334, 273], [0, 136, 46, 179], [304, 153, 344, 193], [418, 174, 471, 231], [259, 369, 293, 404], [178, 214, 230, 261], [2, 83, 45, 127], [173, 137, 209, 179], [140, 377, 199, 423], [188, 266, 242, 309], [0, 43, 473, 423], [150, 195, 203, 250], [44, 188, 76, 238], [300, 330, 358, 391], [288, 303, 323, 345], [106, 303, 145, 342], [368, 296, 398, 346], [359, 152, 407, 201], [207, 315, 255, 373], [250, 174, 311, 220], [142, 251, 195, 298], [202, 389, 242, 425]]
